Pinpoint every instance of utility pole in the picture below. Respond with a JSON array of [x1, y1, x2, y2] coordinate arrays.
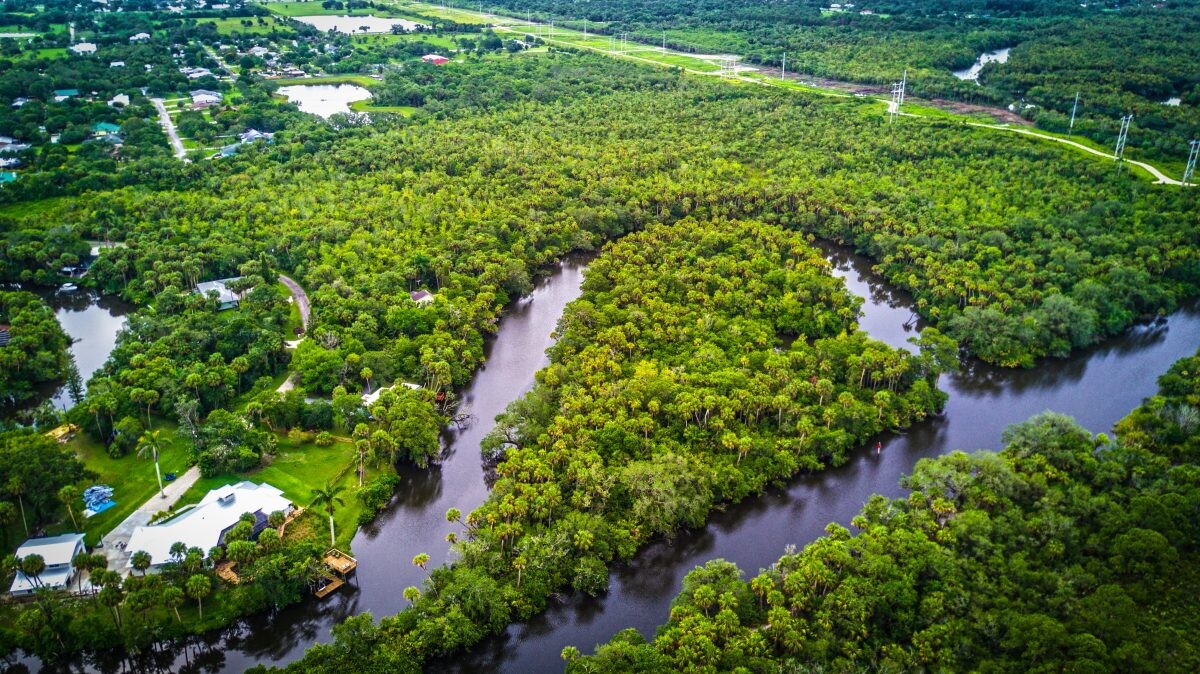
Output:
[[662, 30, 666, 52], [781, 53, 786, 80], [1114, 114, 1133, 160], [1184, 140, 1199, 186], [1068, 91, 1080, 137], [899, 68, 907, 107], [583, 19, 587, 37]]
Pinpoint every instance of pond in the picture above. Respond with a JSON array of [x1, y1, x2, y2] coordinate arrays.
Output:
[[953, 47, 1011, 84], [293, 15, 426, 34], [276, 84, 373, 119], [7, 286, 132, 414]]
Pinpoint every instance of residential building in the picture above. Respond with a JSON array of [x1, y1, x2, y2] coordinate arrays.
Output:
[[70, 42, 97, 55], [410, 289, 434, 305], [10, 534, 86, 596], [129, 32, 151, 42], [421, 54, 450, 65], [195, 277, 243, 309], [125, 482, 293, 571]]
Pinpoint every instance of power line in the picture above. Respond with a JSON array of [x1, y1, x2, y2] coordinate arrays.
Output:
[[1068, 91, 1080, 138], [1184, 140, 1199, 186], [1114, 114, 1133, 160]]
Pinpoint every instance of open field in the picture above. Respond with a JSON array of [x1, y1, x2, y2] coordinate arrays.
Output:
[[55, 424, 193, 546], [195, 16, 294, 35], [175, 435, 379, 549], [259, 1, 410, 17]]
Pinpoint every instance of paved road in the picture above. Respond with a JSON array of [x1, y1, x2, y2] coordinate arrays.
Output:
[[279, 274, 311, 330], [152, 98, 187, 160], [99, 465, 201, 574]]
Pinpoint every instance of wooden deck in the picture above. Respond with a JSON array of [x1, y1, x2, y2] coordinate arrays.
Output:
[[215, 561, 239, 585], [313, 575, 344, 599], [324, 548, 357, 575]]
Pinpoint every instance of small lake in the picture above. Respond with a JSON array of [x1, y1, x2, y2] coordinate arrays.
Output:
[[293, 15, 426, 34], [276, 84, 372, 119], [953, 47, 1010, 84]]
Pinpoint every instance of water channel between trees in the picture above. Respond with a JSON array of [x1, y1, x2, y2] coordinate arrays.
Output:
[[37, 247, 1200, 673]]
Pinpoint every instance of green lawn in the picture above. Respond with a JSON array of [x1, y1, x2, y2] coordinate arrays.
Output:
[[260, 1, 409, 17], [195, 16, 294, 36], [352, 32, 458, 49], [350, 99, 416, 115], [174, 435, 381, 550], [272, 73, 381, 87], [57, 423, 193, 547], [400, 1, 494, 24]]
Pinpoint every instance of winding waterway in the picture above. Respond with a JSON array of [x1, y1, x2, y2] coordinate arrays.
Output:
[[38, 247, 1200, 673], [953, 47, 1011, 84]]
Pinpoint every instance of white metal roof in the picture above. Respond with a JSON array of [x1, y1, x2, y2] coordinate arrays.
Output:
[[15, 533, 85, 567], [126, 481, 291, 568]]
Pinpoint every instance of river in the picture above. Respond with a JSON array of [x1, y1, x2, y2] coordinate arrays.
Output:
[[33, 248, 1200, 672]]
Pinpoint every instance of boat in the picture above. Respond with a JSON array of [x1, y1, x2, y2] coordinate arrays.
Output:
[[58, 282, 78, 293]]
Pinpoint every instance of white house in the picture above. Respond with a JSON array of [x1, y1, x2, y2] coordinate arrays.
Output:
[[195, 277, 242, 310], [129, 32, 151, 42], [10, 533, 86, 596], [70, 42, 98, 55], [191, 89, 223, 108], [108, 93, 130, 107], [110, 61, 125, 68], [125, 482, 293, 572]]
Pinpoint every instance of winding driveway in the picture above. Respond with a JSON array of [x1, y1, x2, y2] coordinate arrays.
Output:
[[152, 98, 187, 160], [279, 274, 310, 331]]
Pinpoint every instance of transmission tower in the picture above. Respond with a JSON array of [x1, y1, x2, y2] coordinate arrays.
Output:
[[720, 56, 738, 79], [1068, 91, 1080, 137], [1114, 114, 1133, 160], [1184, 140, 1199, 186]]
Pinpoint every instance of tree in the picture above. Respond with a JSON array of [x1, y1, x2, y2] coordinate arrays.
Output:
[[186, 574, 211, 620], [311, 481, 346, 547], [162, 585, 185, 623], [19, 554, 45, 588], [136, 429, 167, 498], [0, 501, 16, 546], [130, 550, 152, 576], [403, 585, 421, 606], [57, 485, 79, 529]]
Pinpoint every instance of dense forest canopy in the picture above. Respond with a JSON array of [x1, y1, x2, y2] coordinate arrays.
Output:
[[568, 347, 1200, 672], [459, 0, 1200, 162], [0, 291, 73, 406]]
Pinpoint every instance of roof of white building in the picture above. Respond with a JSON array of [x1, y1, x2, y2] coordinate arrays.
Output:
[[126, 482, 291, 568], [16, 533, 85, 567]]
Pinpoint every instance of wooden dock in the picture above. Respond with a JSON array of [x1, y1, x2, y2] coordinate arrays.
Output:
[[323, 548, 357, 575], [313, 575, 344, 599]]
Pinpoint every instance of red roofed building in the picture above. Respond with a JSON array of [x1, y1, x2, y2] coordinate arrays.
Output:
[[421, 54, 450, 65]]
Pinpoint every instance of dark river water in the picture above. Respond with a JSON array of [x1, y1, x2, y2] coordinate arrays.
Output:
[[6, 287, 131, 413], [29, 249, 1200, 673]]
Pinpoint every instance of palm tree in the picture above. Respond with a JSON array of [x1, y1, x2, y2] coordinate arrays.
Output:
[[136, 430, 166, 498], [130, 550, 152, 576], [19, 554, 45, 589], [403, 585, 421, 606], [186, 574, 211, 620], [310, 481, 346, 548], [162, 585, 185, 623], [58, 485, 80, 529], [7, 477, 28, 536], [0, 501, 16, 547]]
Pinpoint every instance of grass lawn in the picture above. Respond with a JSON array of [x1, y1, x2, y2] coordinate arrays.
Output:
[[174, 435, 381, 550], [16, 46, 67, 60], [401, 1, 495, 24], [271, 73, 380, 87], [350, 99, 416, 115], [195, 16, 295, 36], [56, 423, 193, 547], [260, 1, 409, 17]]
